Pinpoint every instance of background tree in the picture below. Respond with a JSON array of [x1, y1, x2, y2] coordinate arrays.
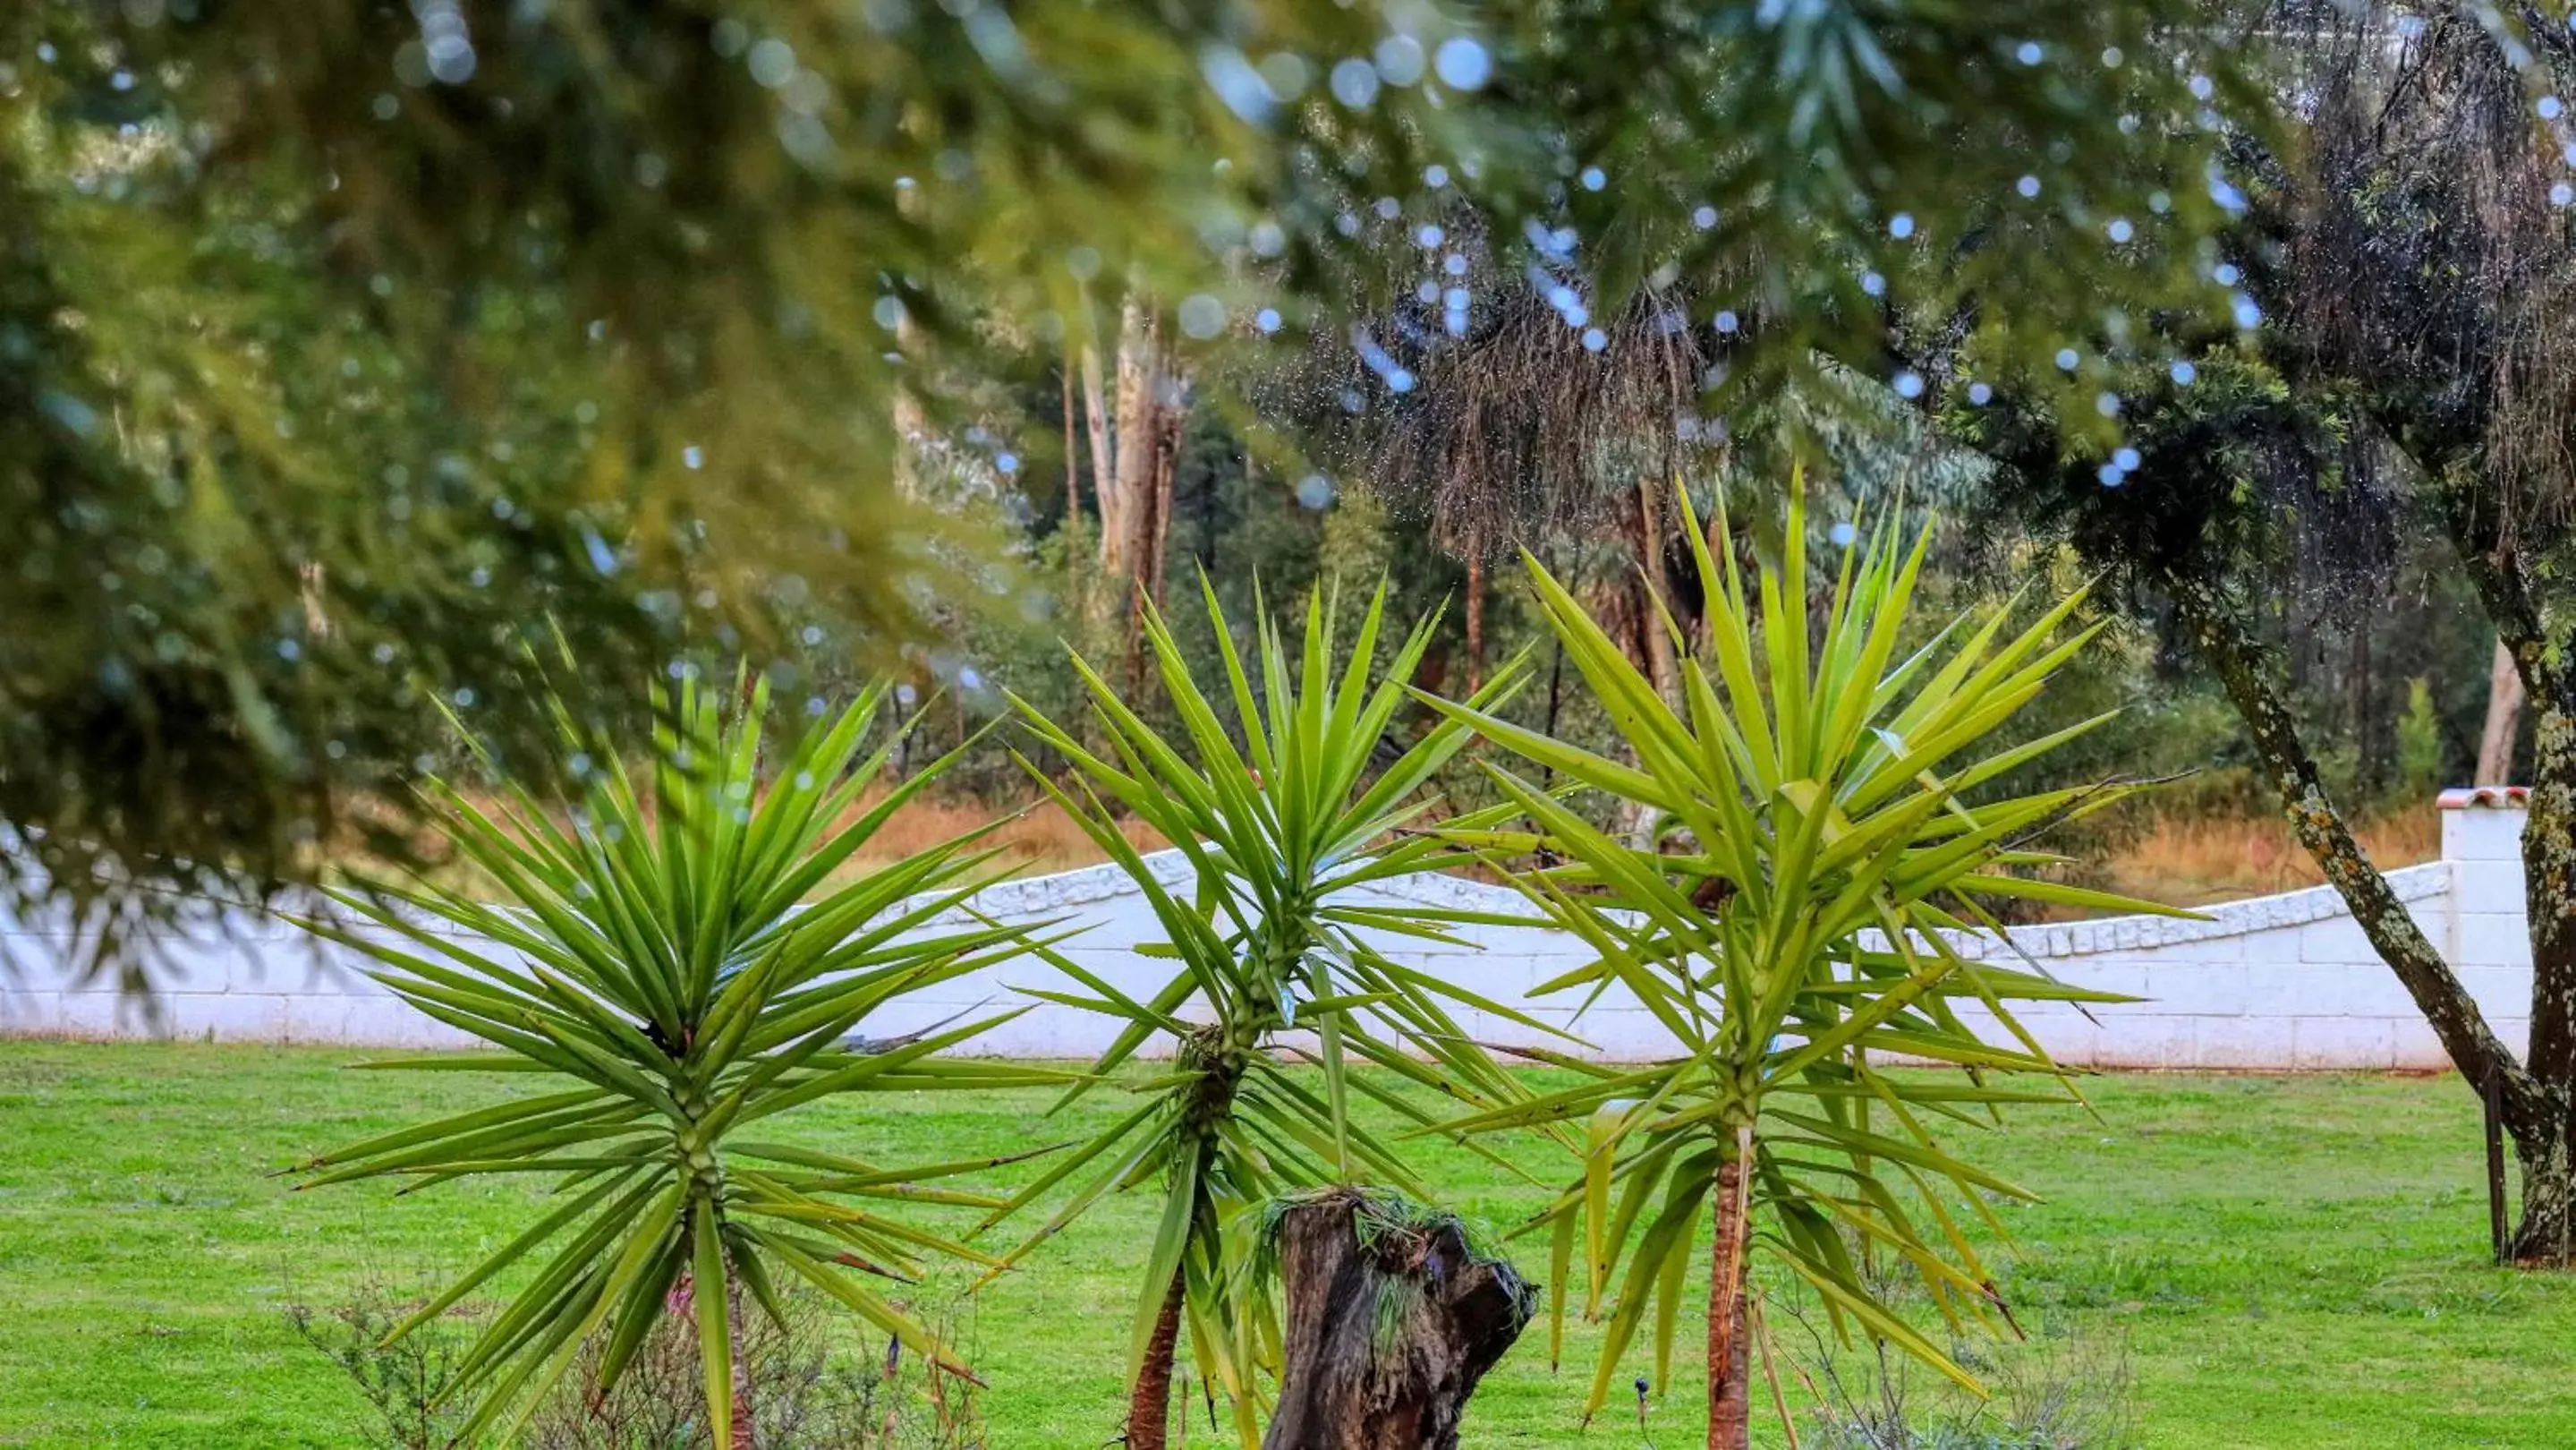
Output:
[[1935, 1, 2576, 1264], [0, 0, 2263, 954]]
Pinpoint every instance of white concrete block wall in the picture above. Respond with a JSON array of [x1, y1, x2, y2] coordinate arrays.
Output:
[[0, 793, 2545, 1070]]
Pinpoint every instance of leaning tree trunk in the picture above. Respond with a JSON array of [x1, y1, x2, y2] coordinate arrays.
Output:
[[1705, 1128, 1755, 1450], [1261, 1190, 1535, 1450], [2168, 572, 2576, 1261]]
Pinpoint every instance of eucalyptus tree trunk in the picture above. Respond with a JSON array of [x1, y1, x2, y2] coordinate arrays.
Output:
[[1102, 301, 1164, 586], [1080, 340, 1116, 562], [2479, 638, 2525, 785], [891, 308, 929, 503], [1465, 552, 1487, 695], [1147, 397, 1181, 612], [1105, 303, 1187, 593], [1260, 1191, 1533, 1450], [1633, 477, 1681, 707], [1062, 355, 1089, 614], [1101, 301, 1191, 691]]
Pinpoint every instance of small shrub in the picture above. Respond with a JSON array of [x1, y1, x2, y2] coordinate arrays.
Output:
[[286, 1280, 477, 1450], [291, 1278, 985, 1449], [1773, 1278, 2139, 1450], [2397, 677, 2444, 802]]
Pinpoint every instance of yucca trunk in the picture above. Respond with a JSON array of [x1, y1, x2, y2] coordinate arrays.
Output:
[[732, 1327, 755, 1450], [1705, 1130, 1754, 1450], [1134, 1047, 1245, 1450], [1127, 1269, 1189, 1450]]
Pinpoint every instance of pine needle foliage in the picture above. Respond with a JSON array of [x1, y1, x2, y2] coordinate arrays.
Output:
[[1, 0, 2268, 948]]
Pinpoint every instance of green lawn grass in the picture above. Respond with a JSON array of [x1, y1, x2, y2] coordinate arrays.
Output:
[[0, 1045, 2568, 1447]]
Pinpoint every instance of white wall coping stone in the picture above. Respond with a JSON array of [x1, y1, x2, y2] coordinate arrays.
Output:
[[1987, 861, 2451, 961]]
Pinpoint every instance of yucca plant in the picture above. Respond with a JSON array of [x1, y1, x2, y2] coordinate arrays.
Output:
[[1424, 476, 2181, 1449], [289, 671, 1068, 1446], [984, 579, 1552, 1450]]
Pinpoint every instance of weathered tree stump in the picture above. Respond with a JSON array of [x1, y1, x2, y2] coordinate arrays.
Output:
[[1260, 1190, 1535, 1450]]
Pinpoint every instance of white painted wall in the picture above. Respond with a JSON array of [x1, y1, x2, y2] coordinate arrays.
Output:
[[0, 796, 2537, 1070]]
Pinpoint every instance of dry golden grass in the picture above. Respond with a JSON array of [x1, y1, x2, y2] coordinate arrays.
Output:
[[384, 782, 2436, 917], [367, 787, 1163, 900], [874, 796, 2445, 917], [2079, 805, 2440, 912], [837, 789, 1164, 880]]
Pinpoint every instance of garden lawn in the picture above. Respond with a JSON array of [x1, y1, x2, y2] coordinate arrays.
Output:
[[0, 1045, 2569, 1447]]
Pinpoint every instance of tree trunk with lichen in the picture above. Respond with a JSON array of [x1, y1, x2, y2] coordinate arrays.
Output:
[[1260, 1190, 1534, 1450], [2427, 480, 2576, 1266], [2170, 573, 2576, 1263], [2512, 688, 2576, 1263]]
